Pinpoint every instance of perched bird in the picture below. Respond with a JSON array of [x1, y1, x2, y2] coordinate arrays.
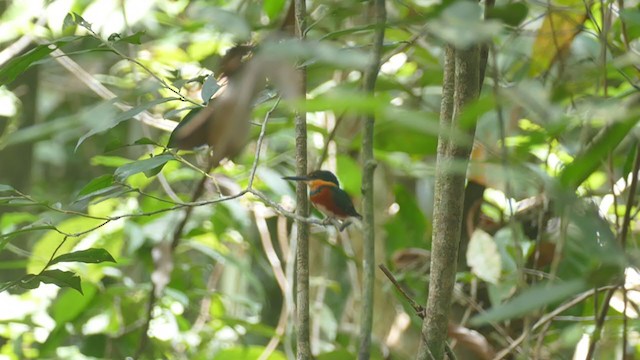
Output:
[[283, 170, 362, 224]]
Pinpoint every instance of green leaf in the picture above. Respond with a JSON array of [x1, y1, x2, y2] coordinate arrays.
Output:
[[50, 248, 116, 266], [51, 284, 98, 324], [560, 116, 640, 188], [76, 97, 177, 150], [263, 0, 286, 20], [114, 154, 173, 181], [0, 36, 84, 84], [91, 155, 132, 168], [38, 270, 83, 294], [486, 3, 528, 27], [66, 12, 92, 30], [118, 31, 145, 44], [201, 74, 220, 103], [0, 184, 14, 193], [78, 175, 114, 196], [470, 279, 588, 325]]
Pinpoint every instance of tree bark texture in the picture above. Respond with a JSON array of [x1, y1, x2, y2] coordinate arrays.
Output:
[[417, 43, 480, 360], [294, 0, 311, 358]]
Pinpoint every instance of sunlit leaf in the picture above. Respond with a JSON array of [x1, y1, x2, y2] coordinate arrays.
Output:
[[467, 229, 502, 284], [51, 284, 98, 324], [50, 248, 116, 265], [530, 4, 586, 76], [263, 0, 286, 20]]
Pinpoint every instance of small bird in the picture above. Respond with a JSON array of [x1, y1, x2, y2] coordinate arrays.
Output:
[[283, 170, 362, 227]]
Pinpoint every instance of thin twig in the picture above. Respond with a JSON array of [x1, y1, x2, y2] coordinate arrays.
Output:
[[379, 264, 425, 318]]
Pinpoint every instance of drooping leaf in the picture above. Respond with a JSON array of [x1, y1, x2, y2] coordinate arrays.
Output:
[[38, 270, 83, 294], [50, 248, 116, 266], [114, 154, 173, 181]]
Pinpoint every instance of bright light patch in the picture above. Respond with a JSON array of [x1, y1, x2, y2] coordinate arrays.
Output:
[[610, 267, 640, 318], [386, 311, 410, 346], [381, 53, 407, 75], [388, 202, 400, 215], [170, 301, 185, 315], [148, 311, 178, 342], [82, 313, 111, 335], [390, 97, 404, 106], [572, 333, 590, 360]]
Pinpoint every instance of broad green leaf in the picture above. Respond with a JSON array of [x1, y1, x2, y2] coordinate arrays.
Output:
[[467, 229, 502, 284], [263, 0, 286, 20], [51, 284, 98, 324], [76, 97, 177, 150], [114, 154, 173, 181], [201, 74, 220, 103], [470, 279, 588, 325], [78, 175, 115, 196], [0, 36, 85, 84], [50, 248, 116, 265], [560, 115, 640, 188], [38, 270, 83, 294], [486, 3, 528, 27], [91, 155, 131, 168]]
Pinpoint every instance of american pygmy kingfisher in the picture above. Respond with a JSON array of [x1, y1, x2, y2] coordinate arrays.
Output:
[[283, 170, 362, 223]]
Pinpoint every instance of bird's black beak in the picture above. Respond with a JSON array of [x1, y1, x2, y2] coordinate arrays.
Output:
[[283, 175, 310, 181]]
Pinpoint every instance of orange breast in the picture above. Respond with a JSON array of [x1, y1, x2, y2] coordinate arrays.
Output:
[[310, 186, 351, 219]]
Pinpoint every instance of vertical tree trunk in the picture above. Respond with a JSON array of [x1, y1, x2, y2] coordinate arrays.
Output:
[[358, 0, 386, 359], [294, 0, 311, 358], [417, 42, 480, 360]]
